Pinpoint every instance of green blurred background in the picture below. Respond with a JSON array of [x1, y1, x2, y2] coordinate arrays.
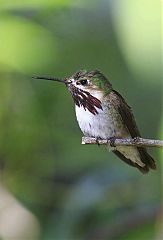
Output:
[[0, 0, 162, 239]]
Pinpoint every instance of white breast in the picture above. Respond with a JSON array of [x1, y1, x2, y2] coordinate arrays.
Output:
[[75, 103, 144, 167], [75, 90, 122, 139], [75, 102, 118, 139]]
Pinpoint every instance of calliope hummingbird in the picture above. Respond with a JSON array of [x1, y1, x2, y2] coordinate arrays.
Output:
[[33, 70, 156, 173]]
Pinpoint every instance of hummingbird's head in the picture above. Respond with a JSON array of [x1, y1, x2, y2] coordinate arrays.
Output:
[[64, 70, 112, 114], [33, 70, 112, 115], [66, 69, 112, 94]]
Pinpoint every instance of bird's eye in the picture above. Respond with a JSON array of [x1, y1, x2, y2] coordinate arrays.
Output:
[[80, 79, 88, 85]]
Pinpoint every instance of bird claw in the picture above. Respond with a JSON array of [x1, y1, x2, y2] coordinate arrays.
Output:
[[107, 137, 116, 147], [95, 137, 102, 146]]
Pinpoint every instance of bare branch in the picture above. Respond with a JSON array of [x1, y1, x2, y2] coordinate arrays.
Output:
[[82, 137, 163, 148]]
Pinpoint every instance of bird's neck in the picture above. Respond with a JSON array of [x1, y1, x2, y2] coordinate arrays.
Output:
[[71, 86, 104, 115]]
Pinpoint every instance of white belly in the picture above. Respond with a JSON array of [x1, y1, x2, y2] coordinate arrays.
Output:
[[75, 103, 126, 139], [75, 104, 144, 167]]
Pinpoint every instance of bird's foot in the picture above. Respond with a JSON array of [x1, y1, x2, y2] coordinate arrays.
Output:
[[107, 137, 116, 147], [106, 137, 117, 151], [95, 137, 102, 146]]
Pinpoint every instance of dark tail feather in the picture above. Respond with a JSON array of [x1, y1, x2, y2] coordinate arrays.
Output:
[[113, 148, 156, 174], [138, 147, 156, 170]]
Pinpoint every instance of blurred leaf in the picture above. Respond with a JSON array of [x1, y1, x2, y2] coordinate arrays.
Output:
[[0, 0, 74, 9], [0, 15, 57, 73], [111, 0, 161, 82]]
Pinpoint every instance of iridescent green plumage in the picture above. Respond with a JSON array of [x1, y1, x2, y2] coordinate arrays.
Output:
[[33, 69, 156, 173], [72, 70, 112, 95]]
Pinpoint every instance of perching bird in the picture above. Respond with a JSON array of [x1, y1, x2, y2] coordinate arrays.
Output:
[[33, 69, 156, 173]]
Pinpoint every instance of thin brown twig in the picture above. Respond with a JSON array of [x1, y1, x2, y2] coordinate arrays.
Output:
[[82, 137, 163, 148]]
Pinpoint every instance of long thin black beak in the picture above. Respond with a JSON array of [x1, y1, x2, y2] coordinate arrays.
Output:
[[32, 76, 65, 84]]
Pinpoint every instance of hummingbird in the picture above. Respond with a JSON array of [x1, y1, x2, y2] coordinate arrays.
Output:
[[33, 70, 156, 173]]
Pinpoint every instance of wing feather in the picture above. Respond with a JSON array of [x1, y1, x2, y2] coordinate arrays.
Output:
[[109, 90, 156, 172]]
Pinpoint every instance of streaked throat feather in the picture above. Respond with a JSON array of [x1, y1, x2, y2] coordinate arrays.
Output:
[[68, 84, 103, 115]]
